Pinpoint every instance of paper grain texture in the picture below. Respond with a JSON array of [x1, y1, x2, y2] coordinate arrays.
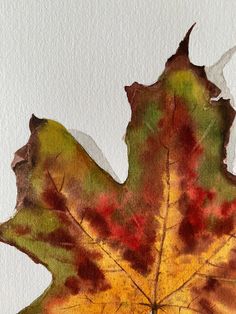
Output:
[[1, 1, 236, 313]]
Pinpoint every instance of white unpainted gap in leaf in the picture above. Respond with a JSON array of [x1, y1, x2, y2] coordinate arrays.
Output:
[[206, 47, 236, 175], [206, 46, 236, 106]]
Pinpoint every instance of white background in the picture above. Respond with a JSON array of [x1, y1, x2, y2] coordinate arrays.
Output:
[[1, 1, 236, 313]]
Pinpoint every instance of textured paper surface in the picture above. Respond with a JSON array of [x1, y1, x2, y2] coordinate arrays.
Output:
[[1, 1, 236, 313]]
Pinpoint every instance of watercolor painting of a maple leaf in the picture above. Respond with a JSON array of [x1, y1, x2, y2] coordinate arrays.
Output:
[[1, 25, 236, 314]]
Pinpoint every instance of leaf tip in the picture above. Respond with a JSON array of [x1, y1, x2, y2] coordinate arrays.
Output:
[[124, 82, 141, 112], [29, 114, 46, 133], [176, 23, 196, 57], [167, 23, 196, 65]]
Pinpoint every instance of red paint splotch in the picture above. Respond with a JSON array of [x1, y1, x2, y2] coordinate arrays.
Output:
[[43, 188, 67, 211], [38, 228, 75, 249], [76, 257, 110, 293], [65, 276, 80, 295], [82, 193, 157, 273]]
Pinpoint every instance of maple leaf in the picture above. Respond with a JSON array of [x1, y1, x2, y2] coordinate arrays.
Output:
[[1, 25, 236, 314]]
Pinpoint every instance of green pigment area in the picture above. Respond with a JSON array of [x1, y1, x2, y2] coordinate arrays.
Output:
[[0, 207, 77, 289], [165, 69, 236, 201], [126, 102, 163, 189]]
